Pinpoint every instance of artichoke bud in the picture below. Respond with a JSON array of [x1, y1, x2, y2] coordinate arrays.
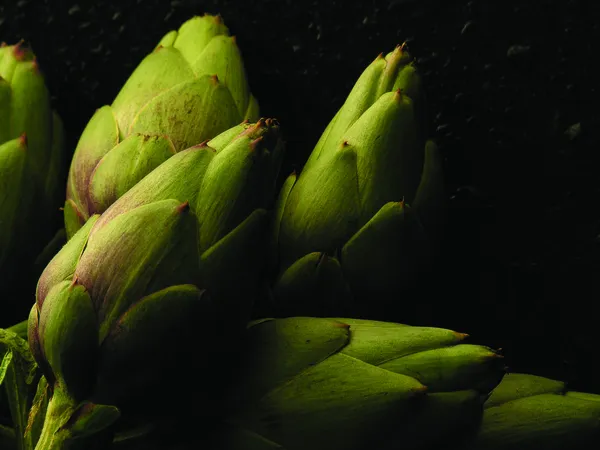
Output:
[[75, 199, 199, 341], [66, 14, 258, 236], [37, 280, 98, 401]]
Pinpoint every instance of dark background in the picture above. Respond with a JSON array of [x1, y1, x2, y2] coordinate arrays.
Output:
[[1, 0, 599, 393]]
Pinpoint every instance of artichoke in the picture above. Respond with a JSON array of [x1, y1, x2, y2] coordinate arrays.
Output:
[[27, 120, 283, 449], [270, 45, 444, 317], [463, 373, 600, 450], [64, 14, 259, 239], [201, 317, 505, 450], [0, 42, 65, 323]]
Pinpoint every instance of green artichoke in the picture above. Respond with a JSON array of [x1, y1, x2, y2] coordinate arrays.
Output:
[[201, 317, 504, 450], [0, 42, 65, 322], [28, 120, 283, 449], [463, 373, 600, 450], [64, 14, 259, 239], [270, 45, 444, 317]]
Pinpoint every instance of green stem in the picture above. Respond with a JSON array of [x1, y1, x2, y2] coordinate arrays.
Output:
[[7, 321, 28, 341], [34, 388, 76, 450]]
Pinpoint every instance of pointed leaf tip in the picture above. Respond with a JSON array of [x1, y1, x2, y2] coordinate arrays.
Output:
[[249, 136, 264, 152], [210, 74, 220, 84], [317, 252, 328, 266], [12, 40, 31, 61], [393, 89, 403, 101], [177, 202, 190, 213], [190, 139, 212, 150], [18, 133, 28, 147], [454, 332, 469, 340], [416, 384, 428, 393], [333, 321, 351, 329]]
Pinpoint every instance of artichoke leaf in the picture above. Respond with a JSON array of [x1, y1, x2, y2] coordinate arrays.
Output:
[[413, 139, 445, 238], [173, 15, 229, 64], [111, 46, 194, 136], [199, 208, 269, 322], [88, 133, 176, 214], [38, 281, 98, 400], [67, 106, 119, 216], [129, 75, 241, 151], [9, 59, 52, 177], [236, 352, 425, 450], [0, 137, 27, 265], [272, 252, 353, 317], [341, 201, 430, 303], [279, 147, 360, 271], [93, 285, 209, 405], [76, 200, 199, 341], [37, 215, 99, 307], [335, 319, 466, 365], [192, 35, 250, 117], [94, 145, 215, 230]]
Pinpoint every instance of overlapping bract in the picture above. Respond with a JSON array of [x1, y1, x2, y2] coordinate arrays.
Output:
[[204, 317, 504, 450], [271, 45, 445, 317], [464, 373, 600, 450], [64, 14, 260, 239], [27, 120, 283, 448], [0, 42, 64, 318]]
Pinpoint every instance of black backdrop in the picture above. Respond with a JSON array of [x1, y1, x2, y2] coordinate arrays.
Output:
[[2, 0, 599, 393]]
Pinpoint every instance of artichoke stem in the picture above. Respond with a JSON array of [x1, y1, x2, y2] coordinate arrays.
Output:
[[34, 388, 76, 450]]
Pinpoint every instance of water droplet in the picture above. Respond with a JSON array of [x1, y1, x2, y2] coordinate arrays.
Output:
[[68, 4, 81, 15]]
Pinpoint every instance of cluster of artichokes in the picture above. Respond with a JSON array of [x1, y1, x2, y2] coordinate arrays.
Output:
[[0, 13, 597, 450]]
